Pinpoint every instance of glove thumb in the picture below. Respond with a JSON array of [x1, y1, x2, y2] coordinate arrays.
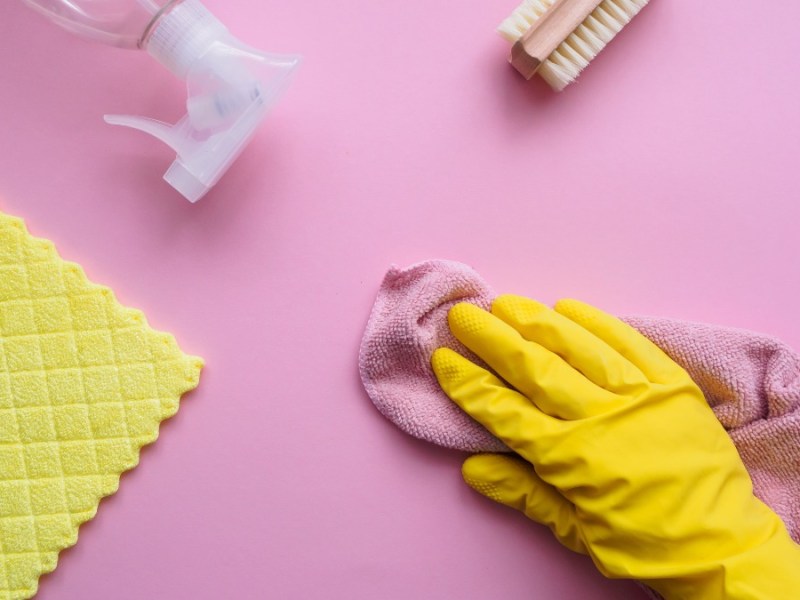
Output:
[[462, 453, 587, 555]]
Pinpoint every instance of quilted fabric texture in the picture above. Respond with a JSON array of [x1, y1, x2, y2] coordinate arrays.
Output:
[[0, 212, 203, 600]]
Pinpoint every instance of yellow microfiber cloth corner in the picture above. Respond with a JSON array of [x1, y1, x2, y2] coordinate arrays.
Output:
[[0, 211, 203, 599]]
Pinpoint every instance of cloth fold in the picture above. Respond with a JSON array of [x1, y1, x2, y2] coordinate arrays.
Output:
[[359, 259, 800, 542]]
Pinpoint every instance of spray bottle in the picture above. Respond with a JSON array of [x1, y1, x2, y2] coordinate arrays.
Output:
[[23, 0, 301, 202]]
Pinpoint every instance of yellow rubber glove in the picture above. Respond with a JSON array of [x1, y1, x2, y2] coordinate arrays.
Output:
[[431, 295, 800, 600]]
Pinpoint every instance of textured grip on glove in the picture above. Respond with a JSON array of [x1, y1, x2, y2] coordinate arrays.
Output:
[[433, 296, 800, 600]]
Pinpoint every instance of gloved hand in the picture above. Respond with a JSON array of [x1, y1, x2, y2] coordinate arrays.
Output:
[[432, 295, 800, 600]]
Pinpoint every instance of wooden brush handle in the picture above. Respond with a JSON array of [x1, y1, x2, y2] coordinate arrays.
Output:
[[510, 0, 604, 79]]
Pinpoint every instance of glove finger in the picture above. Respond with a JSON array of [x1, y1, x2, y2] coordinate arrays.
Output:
[[492, 295, 647, 393], [462, 453, 587, 555], [432, 348, 559, 458], [447, 303, 622, 419], [554, 299, 685, 384]]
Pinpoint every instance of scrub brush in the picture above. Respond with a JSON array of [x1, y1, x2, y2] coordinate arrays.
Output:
[[498, 0, 650, 90]]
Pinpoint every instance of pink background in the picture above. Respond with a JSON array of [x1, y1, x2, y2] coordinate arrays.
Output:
[[2, 0, 800, 598]]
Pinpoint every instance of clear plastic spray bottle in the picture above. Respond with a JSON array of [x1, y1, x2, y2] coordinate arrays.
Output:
[[23, 0, 301, 202]]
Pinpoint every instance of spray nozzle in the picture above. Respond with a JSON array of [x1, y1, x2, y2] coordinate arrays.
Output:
[[104, 0, 300, 202]]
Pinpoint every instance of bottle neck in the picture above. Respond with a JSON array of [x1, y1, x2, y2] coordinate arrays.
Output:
[[140, 0, 184, 48], [143, 0, 229, 78]]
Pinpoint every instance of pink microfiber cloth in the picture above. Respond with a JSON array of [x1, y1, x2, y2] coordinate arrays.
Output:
[[359, 260, 800, 542]]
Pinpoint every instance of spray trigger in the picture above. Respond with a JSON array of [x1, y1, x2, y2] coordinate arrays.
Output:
[[102, 0, 300, 202]]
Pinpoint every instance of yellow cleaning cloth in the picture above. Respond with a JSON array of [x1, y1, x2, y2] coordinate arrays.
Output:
[[0, 212, 203, 600]]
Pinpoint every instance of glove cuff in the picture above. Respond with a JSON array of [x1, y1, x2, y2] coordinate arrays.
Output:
[[649, 527, 800, 600]]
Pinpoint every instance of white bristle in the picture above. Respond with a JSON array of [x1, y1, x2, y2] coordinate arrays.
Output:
[[498, 0, 650, 91], [497, 0, 557, 42]]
